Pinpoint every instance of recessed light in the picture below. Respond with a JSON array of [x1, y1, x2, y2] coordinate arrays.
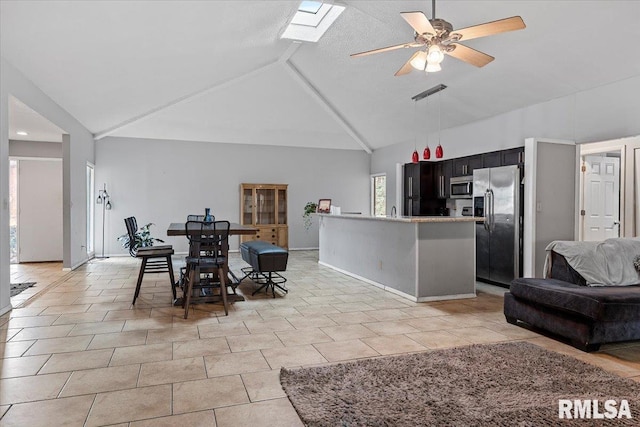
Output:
[[16, 131, 28, 136]]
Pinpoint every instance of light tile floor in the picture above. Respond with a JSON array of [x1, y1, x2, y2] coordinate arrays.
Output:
[[2, 251, 640, 426]]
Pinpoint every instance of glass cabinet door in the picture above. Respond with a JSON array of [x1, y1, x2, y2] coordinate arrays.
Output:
[[242, 188, 253, 225], [256, 188, 276, 225], [278, 189, 287, 225]]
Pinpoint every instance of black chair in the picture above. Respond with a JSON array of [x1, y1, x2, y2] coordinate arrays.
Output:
[[183, 220, 231, 318], [124, 217, 177, 305]]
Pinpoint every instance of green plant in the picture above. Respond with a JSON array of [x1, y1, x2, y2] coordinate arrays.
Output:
[[117, 222, 164, 257], [303, 201, 318, 231]]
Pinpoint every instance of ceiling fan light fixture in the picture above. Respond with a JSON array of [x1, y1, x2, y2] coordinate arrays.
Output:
[[425, 62, 441, 73], [410, 51, 428, 71], [426, 44, 445, 64]]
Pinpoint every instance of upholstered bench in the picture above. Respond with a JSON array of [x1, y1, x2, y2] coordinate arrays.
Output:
[[240, 241, 288, 297], [504, 246, 640, 352]]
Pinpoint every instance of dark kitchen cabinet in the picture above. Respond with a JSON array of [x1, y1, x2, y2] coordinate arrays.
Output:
[[452, 155, 483, 177], [481, 151, 502, 168], [403, 162, 443, 216], [501, 147, 524, 166], [435, 160, 453, 199]]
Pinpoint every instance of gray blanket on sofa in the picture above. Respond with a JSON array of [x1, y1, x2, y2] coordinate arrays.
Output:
[[545, 238, 640, 286]]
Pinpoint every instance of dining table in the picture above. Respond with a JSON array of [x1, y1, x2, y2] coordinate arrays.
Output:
[[166, 222, 257, 305]]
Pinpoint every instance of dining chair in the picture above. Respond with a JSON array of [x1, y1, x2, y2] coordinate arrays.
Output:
[[125, 216, 177, 305], [183, 220, 231, 318], [186, 214, 207, 221]]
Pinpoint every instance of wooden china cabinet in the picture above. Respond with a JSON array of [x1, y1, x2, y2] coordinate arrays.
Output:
[[240, 183, 288, 248]]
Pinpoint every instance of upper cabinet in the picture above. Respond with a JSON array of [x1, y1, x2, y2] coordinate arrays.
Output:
[[452, 154, 483, 177], [501, 147, 524, 166], [481, 151, 502, 168], [435, 160, 453, 199], [451, 148, 524, 177]]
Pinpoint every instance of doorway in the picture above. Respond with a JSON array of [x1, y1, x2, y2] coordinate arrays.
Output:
[[9, 159, 18, 263], [579, 150, 623, 241], [17, 158, 64, 261]]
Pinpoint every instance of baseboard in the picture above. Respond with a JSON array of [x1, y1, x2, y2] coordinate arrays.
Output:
[[319, 261, 476, 302], [0, 304, 12, 317]]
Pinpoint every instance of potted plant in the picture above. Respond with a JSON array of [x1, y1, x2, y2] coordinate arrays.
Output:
[[303, 201, 318, 231], [117, 222, 164, 257]]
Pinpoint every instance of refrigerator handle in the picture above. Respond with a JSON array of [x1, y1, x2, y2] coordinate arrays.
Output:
[[483, 190, 490, 231], [489, 189, 495, 232]]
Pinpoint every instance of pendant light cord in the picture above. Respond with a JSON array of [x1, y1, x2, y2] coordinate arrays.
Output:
[[438, 91, 442, 145], [414, 100, 417, 150], [425, 95, 429, 147]]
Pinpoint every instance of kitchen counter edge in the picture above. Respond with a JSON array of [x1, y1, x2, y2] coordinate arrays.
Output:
[[316, 214, 483, 223]]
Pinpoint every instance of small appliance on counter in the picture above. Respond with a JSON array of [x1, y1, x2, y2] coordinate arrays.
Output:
[[461, 206, 473, 216]]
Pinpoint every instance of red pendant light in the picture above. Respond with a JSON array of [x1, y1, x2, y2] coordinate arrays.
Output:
[[423, 146, 431, 160], [435, 144, 443, 158], [412, 150, 419, 163]]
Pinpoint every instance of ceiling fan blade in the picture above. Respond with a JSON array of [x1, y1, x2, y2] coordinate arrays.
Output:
[[401, 11, 436, 35], [351, 42, 418, 58], [447, 43, 494, 67], [451, 16, 525, 42], [395, 51, 422, 76]]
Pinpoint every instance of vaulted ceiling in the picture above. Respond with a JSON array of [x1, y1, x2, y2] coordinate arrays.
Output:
[[3, 1, 640, 151]]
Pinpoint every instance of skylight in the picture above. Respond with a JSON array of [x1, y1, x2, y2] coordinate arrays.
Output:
[[281, 1, 345, 43]]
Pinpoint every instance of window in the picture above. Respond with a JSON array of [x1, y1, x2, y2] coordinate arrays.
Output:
[[86, 163, 95, 254], [281, 1, 345, 42], [371, 174, 386, 217]]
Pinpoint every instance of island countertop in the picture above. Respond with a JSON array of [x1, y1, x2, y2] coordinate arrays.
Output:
[[316, 213, 483, 223]]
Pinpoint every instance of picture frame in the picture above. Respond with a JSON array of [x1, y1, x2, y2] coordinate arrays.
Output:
[[317, 199, 332, 214]]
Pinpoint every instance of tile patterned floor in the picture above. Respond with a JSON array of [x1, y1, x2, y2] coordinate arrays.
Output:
[[2, 251, 640, 426]]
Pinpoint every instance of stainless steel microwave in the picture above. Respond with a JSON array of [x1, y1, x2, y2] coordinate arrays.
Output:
[[450, 176, 473, 199]]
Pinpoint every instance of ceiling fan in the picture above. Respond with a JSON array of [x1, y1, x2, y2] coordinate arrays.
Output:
[[351, 0, 525, 76]]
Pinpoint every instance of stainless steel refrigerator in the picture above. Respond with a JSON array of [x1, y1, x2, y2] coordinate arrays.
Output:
[[473, 165, 522, 287]]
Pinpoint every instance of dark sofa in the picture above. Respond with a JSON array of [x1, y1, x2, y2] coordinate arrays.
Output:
[[504, 251, 640, 351]]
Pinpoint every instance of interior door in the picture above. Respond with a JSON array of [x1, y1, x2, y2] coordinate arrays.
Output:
[[583, 155, 620, 241], [18, 159, 63, 262]]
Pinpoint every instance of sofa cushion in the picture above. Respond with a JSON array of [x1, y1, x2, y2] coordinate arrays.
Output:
[[545, 238, 640, 286], [510, 278, 640, 322]]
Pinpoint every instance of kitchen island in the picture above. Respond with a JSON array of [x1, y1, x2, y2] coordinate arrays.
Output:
[[318, 214, 480, 302]]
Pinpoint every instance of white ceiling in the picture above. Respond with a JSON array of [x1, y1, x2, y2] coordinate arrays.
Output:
[[9, 96, 64, 142], [2, 1, 640, 151]]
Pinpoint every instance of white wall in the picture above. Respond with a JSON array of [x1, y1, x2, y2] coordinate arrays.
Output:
[[371, 75, 640, 212], [533, 141, 577, 277], [1, 57, 95, 315], [95, 137, 370, 255]]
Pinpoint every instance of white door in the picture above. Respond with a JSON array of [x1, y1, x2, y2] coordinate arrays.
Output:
[[583, 155, 620, 241], [18, 159, 63, 262]]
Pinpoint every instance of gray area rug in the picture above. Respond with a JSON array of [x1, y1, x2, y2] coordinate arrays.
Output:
[[280, 342, 640, 426], [10, 282, 36, 297]]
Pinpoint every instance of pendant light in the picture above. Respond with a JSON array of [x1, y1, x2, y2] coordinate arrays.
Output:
[[411, 100, 419, 163], [423, 95, 431, 159], [435, 90, 444, 158]]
